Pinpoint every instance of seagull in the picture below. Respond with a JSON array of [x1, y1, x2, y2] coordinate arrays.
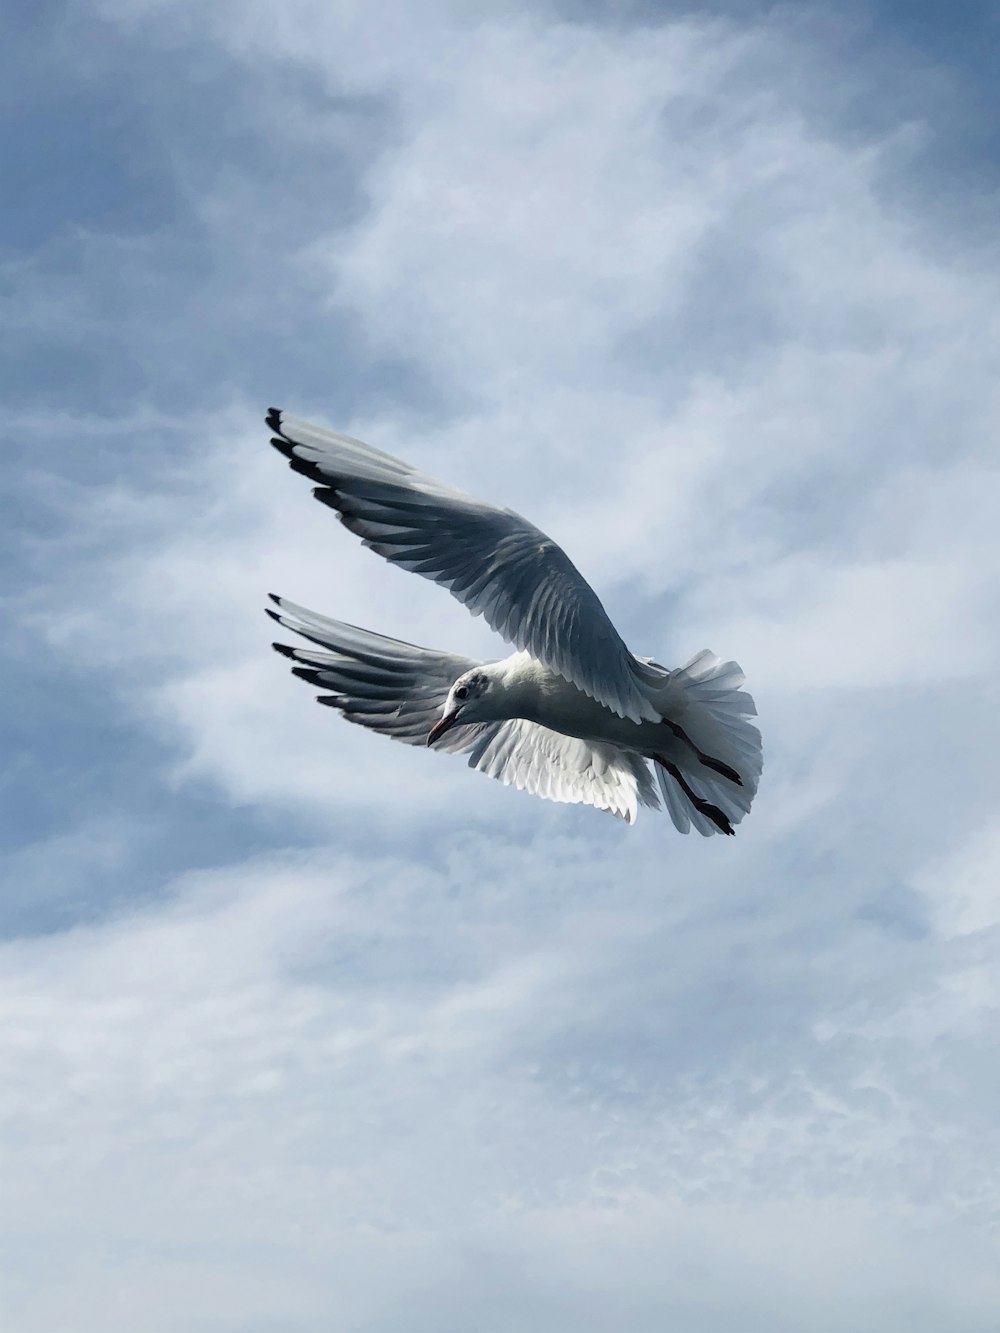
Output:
[[266, 410, 762, 833]]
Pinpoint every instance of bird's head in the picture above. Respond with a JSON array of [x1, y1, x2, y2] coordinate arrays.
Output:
[[427, 669, 495, 745]]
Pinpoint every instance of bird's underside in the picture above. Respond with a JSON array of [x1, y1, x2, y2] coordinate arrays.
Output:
[[265, 410, 763, 833]]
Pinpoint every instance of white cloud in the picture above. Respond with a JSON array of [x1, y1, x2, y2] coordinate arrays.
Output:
[[924, 823, 1000, 938], [2, 837, 999, 1330]]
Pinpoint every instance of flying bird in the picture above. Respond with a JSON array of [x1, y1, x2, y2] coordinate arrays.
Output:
[[266, 410, 762, 833]]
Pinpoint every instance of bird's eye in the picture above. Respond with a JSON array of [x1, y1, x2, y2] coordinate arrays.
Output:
[[455, 684, 469, 700]]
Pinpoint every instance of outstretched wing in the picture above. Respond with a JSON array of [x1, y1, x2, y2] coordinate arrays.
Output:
[[267, 597, 480, 750], [268, 410, 660, 722], [268, 598, 660, 822], [460, 717, 660, 823]]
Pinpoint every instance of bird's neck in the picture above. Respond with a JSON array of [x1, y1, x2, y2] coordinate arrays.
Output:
[[495, 653, 559, 725]]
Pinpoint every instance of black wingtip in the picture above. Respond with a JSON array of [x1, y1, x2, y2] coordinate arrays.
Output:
[[270, 435, 296, 461], [292, 666, 324, 685], [267, 593, 282, 605], [269, 445, 326, 484], [272, 641, 297, 658], [265, 407, 282, 433], [265, 608, 282, 624]]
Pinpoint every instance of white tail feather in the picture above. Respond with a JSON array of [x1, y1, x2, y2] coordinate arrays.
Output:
[[652, 651, 763, 836]]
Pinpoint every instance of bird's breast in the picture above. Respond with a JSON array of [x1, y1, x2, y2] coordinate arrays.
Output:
[[517, 670, 658, 751]]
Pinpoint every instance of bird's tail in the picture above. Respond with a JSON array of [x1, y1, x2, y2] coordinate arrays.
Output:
[[649, 651, 762, 836]]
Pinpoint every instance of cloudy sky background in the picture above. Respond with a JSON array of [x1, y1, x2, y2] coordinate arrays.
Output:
[[4, 0, 1000, 1328]]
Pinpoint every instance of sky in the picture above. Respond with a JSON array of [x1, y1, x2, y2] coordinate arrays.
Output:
[[3, 0, 1000, 1329]]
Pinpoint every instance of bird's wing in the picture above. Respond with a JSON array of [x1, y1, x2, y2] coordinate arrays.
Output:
[[268, 597, 482, 749], [269, 409, 661, 722], [269, 598, 660, 822], [461, 718, 660, 823]]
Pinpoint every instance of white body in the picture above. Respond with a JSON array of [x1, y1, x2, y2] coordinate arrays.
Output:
[[490, 653, 690, 757]]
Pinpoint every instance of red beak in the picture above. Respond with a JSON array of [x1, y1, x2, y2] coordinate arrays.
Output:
[[427, 710, 460, 746]]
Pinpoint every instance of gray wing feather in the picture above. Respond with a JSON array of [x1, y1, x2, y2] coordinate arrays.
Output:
[[269, 410, 659, 722], [268, 597, 482, 751], [465, 719, 660, 823], [270, 598, 660, 821]]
